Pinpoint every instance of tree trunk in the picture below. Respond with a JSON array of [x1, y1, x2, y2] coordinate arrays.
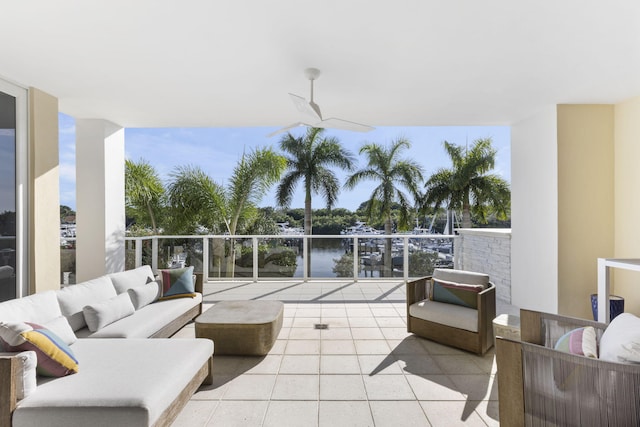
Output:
[[305, 187, 312, 276], [462, 195, 472, 228]]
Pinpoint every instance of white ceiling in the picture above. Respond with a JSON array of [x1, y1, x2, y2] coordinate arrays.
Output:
[[2, 1, 639, 128]]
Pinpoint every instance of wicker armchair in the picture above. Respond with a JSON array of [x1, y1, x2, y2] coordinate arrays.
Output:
[[496, 309, 640, 426], [406, 269, 496, 355]]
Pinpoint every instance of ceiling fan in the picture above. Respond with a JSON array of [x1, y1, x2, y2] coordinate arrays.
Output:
[[268, 68, 375, 137]]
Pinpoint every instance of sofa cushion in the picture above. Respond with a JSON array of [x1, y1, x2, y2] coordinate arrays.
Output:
[[432, 278, 484, 309], [599, 313, 640, 363], [0, 290, 62, 324], [127, 280, 161, 310], [108, 265, 155, 294], [42, 316, 77, 346], [409, 299, 478, 333], [554, 326, 598, 358], [78, 294, 202, 338], [159, 266, 196, 300], [56, 276, 117, 331], [0, 321, 78, 377], [432, 268, 489, 287], [0, 350, 37, 400], [12, 338, 213, 427], [83, 293, 135, 332]]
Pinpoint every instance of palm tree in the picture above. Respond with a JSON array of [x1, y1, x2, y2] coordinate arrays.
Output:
[[423, 138, 510, 229], [345, 138, 424, 276], [167, 147, 286, 276], [276, 128, 355, 235], [125, 159, 165, 234]]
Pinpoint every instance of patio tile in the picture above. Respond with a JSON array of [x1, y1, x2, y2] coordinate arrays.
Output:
[[320, 317, 350, 327], [375, 316, 406, 327], [397, 355, 443, 375], [473, 400, 500, 427], [321, 308, 347, 317], [345, 308, 373, 317], [206, 401, 269, 427], [348, 317, 378, 327], [406, 375, 465, 401], [319, 375, 367, 400], [369, 401, 430, 427], [420, 401, 488, 427], [263, 401, 319, 427], [320, 355, 361, 374], [172, 400, 217, 427], [350, 327, 385, 339], [380, 327, 412, 340], [222, 374, 276, 400], [237, 355, 282, 375], [289, 327, 322, 340], [363, 374, 415, 400], [449, 374, 498, 401], [432, 355, 487, 374], [292, 317, 321, 328], [318, 401, 374, 427], [320, 339, 356, 355], [354, 339, 391, 355], [285, 339, 321, 355], [358, 354, 404, 375], [279, 355, 320, 374], [320, 327, 352, 340], [271, 374, 320, 400], [269, 340, 287, 354], [193, 374, 233, 400]]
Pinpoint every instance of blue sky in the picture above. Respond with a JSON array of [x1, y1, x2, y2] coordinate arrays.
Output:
[[59, 114, 511, 212]]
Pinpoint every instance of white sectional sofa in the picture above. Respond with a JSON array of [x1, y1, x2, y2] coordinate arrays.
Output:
[[0, 265, 213, 427]]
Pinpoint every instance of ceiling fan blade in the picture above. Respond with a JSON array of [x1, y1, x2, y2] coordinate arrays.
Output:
[[266, 122, 311, 138], [315, 117, 375, 133], [289, 93, 322, 120]]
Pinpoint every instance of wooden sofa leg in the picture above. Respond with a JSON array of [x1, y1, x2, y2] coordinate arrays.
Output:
[[202, 356, 214, 386], [0, 356, 19, 427]]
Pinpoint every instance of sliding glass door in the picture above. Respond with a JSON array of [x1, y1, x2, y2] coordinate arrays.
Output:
[[0, 80, 27, 302]]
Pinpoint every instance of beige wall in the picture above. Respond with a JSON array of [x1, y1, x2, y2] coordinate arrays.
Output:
[[613, 96, 640, 315], [557, 105, 615, 318], [28, 88, 60, 294]]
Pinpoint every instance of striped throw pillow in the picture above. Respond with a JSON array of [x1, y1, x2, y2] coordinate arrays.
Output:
[[431, 278, 484, 309]]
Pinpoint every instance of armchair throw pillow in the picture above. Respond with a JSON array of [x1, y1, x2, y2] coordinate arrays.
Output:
[[431, 278, 484, 309]]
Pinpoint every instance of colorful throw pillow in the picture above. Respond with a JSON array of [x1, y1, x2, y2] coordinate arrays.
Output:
[[0, 321, 78, 377], [554, 326, 598, 358], [159, 266, 196, 300], [431, 278, 484, 309]]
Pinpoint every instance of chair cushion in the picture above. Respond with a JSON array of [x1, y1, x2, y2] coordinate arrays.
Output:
[[409, 299, 478, 332], [599, 313, 640, 363], [432, 278, 484, 309], [433, 268, 489, 287]]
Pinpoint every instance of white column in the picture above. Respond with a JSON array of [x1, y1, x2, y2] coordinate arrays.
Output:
[[75, 119, 125, 281]]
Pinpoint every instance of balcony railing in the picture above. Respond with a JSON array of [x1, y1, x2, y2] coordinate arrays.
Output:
[[60, 234, 456, 284]]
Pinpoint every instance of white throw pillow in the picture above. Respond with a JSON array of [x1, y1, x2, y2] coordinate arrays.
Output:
[[0, 350, 37, 400], [42, 316, 77, 346], [127, 280, 161, 310], [56, 276, 117, 331], [109, 265, 155, 294], [599, 313, 640, 363], [82, 293, 135, 332]]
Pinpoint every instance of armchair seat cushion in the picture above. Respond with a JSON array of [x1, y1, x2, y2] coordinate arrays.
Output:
[[409, 299, 478, 333]]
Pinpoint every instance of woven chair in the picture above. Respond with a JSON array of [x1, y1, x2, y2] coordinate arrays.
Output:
[[496, 309, 640, 426], [406, 269, 496, 355]]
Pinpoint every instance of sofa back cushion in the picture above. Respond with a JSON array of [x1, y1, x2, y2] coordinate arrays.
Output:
[[0, 290, 61, 324], [108, 265, 155, 294], [433, 268, 490, 287], [56, 276, 117, 331]]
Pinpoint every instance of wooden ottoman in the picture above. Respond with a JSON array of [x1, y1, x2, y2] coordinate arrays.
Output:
[[195, 300, 284, 356]]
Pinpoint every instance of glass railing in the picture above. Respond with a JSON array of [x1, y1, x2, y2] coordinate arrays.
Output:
[[61, 233, 456, 283]]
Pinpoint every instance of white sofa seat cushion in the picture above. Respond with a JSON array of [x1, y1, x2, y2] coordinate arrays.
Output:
[[76, 294, 202, 338], [108, 266, 155, 294], [0, 291, 61, 324], [12, 338, 213, 427], [56, 276, 117, 331], [409, 299, 478, 333]]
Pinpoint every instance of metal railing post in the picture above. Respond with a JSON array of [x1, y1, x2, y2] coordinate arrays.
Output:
[[303, 236, 309, 281], [151, 237, 158, 272], [202, 237, 209, 282], [403, 236, 409, 281], [135, 238, 143, 268], [253, 237, 259, 282], [353, 237, 359, 281]]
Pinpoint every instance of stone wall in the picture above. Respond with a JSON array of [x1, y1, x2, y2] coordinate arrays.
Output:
[[454, 229, 512, 303]]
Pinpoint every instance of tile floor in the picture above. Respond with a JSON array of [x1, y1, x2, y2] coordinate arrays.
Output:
[[171, 280, 515, 426]]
